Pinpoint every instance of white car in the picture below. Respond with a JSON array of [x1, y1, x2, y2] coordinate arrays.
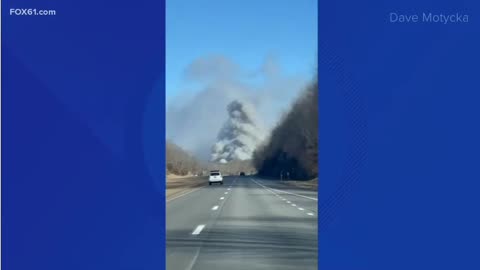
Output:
[[209, 170, 223, 185]]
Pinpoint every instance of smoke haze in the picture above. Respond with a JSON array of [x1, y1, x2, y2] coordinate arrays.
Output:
[[166, 54, 310, 161]]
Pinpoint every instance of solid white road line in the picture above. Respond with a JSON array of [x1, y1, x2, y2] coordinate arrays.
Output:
[[192, 225, 205, 235], [307, 213, 314, 216], [185, 249, 200, 270], [220, 197, 225, 200], [212, 205, 219, 211], [251, 178, 318, 201]]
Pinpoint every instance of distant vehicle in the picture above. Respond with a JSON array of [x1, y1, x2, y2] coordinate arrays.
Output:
[[239, 172, 246, 176], [209, 170, 223, 185]]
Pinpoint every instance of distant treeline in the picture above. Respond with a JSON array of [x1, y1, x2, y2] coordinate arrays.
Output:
[[253, 77, 318, 180], [210, 160, 256, 176], [166, 141, 201, 176], [166, 141, 256, 176]]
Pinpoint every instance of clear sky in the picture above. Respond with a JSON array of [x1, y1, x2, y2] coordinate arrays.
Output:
[[166, 0, 317, 102]]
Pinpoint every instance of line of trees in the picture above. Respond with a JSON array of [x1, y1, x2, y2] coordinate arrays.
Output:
[[209, 160, 256, 176], [166, 141, 256, 176], [166, 141, 202, 176], [253, 77, 318, 180]]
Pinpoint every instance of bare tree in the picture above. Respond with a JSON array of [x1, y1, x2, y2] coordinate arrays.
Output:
[[166, 141, 207, 176]]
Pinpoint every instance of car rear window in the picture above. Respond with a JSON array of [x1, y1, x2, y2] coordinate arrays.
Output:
[[210, 172, 220, 176]]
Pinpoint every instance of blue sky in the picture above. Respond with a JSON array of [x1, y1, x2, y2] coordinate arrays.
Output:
[[166, 0, 317, 103]]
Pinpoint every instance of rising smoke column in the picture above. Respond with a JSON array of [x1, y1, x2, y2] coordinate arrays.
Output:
[[211, 100, 266, 163]]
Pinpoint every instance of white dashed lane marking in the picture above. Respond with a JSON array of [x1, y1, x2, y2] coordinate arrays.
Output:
[[192, 225, 205, 235], [220, 197, 225, 200], [250, 178, 316, 217], [212, 205, 219, 211], [251, 178, 317, 201]]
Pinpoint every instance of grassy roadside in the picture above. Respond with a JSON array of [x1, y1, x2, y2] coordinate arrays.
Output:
[[256, 175, 318, 191], [280, 178, 318, 191], [166, 176, 208, 200], [255, 177, 318, 191]]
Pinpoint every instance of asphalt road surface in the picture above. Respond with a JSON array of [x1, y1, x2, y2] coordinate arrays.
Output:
[[166, 176, 318, 270]]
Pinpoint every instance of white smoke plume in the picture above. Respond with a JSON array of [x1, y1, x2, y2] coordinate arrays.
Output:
[[211, 100, 266, 163], [166, 54, 311, 160]]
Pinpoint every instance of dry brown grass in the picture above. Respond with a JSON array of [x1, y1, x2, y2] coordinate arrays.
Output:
[[281, 178, 318, 191], [166, 176, 208, 200]]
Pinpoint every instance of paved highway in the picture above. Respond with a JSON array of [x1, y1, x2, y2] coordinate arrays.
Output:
[[166, 176, 317, 270]]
